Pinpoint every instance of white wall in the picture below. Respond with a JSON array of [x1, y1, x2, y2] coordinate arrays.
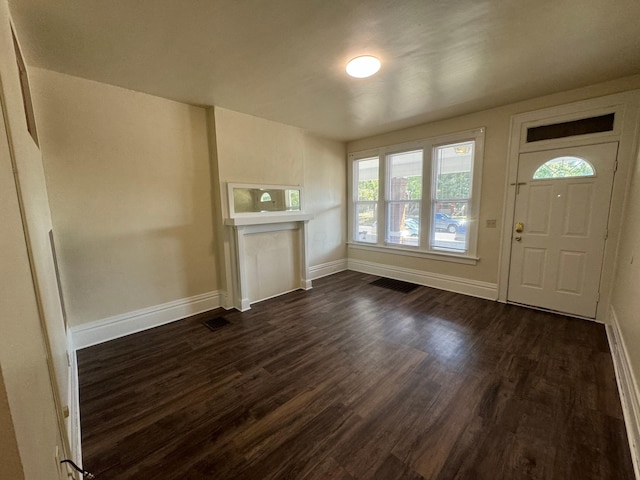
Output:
[[31, 69, 219, 327]]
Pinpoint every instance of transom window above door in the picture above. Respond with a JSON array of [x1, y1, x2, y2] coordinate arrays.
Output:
[[532, 156, 595, 179]]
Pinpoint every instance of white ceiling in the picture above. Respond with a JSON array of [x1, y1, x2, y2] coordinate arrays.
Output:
[[9, 0, 640, 141]]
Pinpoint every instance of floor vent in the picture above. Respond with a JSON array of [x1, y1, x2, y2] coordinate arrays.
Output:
[[203, 317, 231, 331], [370, 277, 420, 294]]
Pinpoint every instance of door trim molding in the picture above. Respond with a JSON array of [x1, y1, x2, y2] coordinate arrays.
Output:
[[67, 332, 82, 465], [498, 90, 640, 321]]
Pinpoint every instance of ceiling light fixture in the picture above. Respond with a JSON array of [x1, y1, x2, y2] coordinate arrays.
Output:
[[346, 55, 381, 78]]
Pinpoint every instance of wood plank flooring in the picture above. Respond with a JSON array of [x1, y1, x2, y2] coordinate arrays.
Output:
[[77, 271, 634, 479]]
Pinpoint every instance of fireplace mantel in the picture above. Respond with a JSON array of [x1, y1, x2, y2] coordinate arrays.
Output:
[[226, 214, 313, 311], [224, 213, 313, 227]]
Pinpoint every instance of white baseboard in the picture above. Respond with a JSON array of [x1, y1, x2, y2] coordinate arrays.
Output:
[[347, 258, 498, 300], [309, 259, 348, 280], [219, 291, 233, 310], [607, 306, 640, 479], [248, 287, 302, 309], [239, 297, 251, 312], [71, 291, 223, 349]]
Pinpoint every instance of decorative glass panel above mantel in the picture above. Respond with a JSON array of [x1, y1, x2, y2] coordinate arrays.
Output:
[[227, 183, 309, 223]]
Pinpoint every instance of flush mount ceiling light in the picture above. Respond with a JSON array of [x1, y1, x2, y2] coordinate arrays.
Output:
[[346, 55, 381, 78]]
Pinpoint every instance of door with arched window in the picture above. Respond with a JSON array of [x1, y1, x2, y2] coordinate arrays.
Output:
[[507, 142, 618, 318]]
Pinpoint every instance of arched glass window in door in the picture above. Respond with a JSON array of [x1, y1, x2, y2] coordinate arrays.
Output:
[[260, 192, 272, 202], [533, 156, 595, 179]]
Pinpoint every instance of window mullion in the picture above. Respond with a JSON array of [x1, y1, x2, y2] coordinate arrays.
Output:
[[379, 154, 387, 246], [422, 144, 433, 250]]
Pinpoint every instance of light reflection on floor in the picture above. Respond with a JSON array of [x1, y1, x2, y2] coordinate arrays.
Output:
[[419, 319, 470, 362], [343, 294, 472, 365]]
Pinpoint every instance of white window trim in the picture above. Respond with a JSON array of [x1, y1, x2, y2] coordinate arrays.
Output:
[[346, 242, 480, 265], [348, 127, 485, 264]]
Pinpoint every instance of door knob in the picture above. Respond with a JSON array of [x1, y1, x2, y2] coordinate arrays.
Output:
[[515, 222, 524, 233]]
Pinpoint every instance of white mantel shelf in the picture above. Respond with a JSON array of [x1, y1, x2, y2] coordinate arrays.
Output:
[[224, 213, 313, 226]]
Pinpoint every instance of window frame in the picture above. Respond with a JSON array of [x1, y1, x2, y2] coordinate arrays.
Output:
[[384, 148, 424, 247], [352, 156, 381, 244], [348, 128, 485, 264]]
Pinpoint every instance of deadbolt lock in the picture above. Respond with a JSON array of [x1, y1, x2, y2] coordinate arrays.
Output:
[[515, 222, 524, 233]]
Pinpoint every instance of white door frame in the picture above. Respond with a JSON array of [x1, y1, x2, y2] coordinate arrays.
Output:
[[498, 90, 640, 322]]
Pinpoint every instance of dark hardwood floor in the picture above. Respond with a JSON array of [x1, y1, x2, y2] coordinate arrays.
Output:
[[77, 271, 634, 479]]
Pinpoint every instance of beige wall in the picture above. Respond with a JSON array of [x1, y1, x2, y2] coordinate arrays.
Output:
[[29, 74, 346, 323], [0, 371, 24, 479], [611, 135, 640, 398], [347, 74, 640, 285], [214, 107, 346, 265], [213, 107, 346, 304], [304, 133, 347, 267], [0, 2, 66, 478], [31, 69, 218, 326], [214, 107, 306, 215]]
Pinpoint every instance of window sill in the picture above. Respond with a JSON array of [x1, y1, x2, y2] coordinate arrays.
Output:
[[347, 242, 479, 265]]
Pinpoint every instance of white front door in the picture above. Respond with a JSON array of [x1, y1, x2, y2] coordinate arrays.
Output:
[[507, 142, 618, 318]]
